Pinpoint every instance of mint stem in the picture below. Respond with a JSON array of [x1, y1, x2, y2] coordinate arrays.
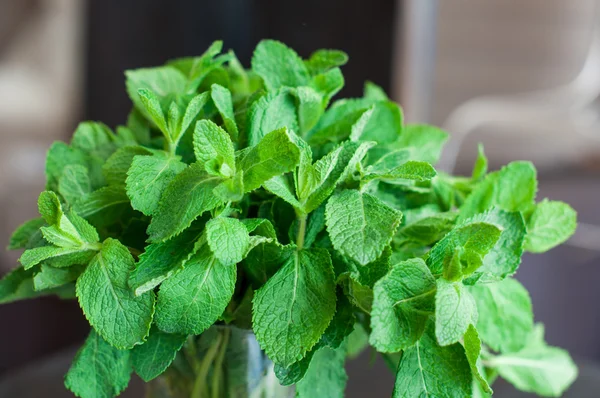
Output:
[[296, 214, 307, 250]]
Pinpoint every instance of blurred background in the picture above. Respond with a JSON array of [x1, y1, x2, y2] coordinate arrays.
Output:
[[1, 0, 599, 396]]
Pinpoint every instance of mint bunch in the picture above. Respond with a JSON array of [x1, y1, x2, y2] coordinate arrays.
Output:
[[1, 40, 578, 398]]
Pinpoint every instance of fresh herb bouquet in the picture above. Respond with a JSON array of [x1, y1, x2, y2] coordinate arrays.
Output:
[[1, 40, 579, 398]]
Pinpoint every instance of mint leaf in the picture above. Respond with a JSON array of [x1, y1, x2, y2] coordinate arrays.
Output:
[[247, 89, 299, 146], [168, 41, 228, 90], [487, 325, 577, 397], [319, 290, 356, 349], [125, 66, 187, 114], [238, 127, 301, 192], [34, 263, 83, 291], [495, 161, 537, 212], [462, 209, 526, 282], [147, 163, 223, 242], [311, 67, 345, 107], [211, 84, 238, 140], [464, 325, 493, 394], [76, 238, 155, 349], [364, 81, 388, 101], [296, 344, 348, 398], [435, 279, 478, 346], [192, 119, 235, 176], [396, 212, 456, 247], [524, 199, 577, 253], [304, 49, 348, 75], [103, 146, 152, 186], [129, 229, 201, 296], [252, 40, 310, 91], [396, 124, 449, 164], [8, 217, 46, 250], [350, 101, 403, 144], [206, 217, 251, 265], [275, 352, 314, 386], [307, 99, 371, 147], [126, 153, 187, 216], [326, 189, 402, 265], [393, 323, 472, 397], [303, 141, 375, 213], [472, 144, 488, 180], [370, 258, 436, 352], [263, 175, 302, 209], [73, 186, 131, 228], [58, 165, 91, 204], [470, 277, 533, 353], [131, 325, 186, 382], [364, 160, 437, 182], [65, 330, 131, 398], [0, 267, 38, 304], [295, 86, 324, 134], [252, 248, 336, 366], [45, 142, 91, 191], [155, 240, 236, 334], [71, 122, 116, 160], [425, 222, 502, 277]]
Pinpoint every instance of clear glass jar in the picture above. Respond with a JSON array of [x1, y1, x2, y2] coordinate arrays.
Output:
[[146, 326, 294, 398]]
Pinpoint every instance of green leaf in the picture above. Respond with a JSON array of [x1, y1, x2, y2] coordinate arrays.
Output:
[[192, 120, 235, 177], [65, 330, 132, 398], [370, 258, 436, 352], [469, 278, 533, 353], [131, 325, 186, 382], [252, 40, 310, 91], [103, 146, 152, 186], [206, 217, 251, 265], [8, 217, 46, 250], [396, 212, 457, 247], [524, 199, 577, 253], [168, 41, 228, 90], [396, 124, 449, 164], [129, 229, 201, 296], [125, 66, 187, 114], [462, 209, 526, 282], [393, 324, 472, 398], [364, 160, 437, 182], [247, 89, 299, 146], [304, 49, 348, 75], [326, 189, 402, 265], [211, 84, 238, 140], [296, 344, 348, 398], [147, 163, 223, 242], [155, 240, 236, 334], [307, 98, 370, 147], [238, 127, 301, 192], [263, 175, 302, 209], [0, 267, 39, 304], [311, 67, 345, 107], [178, 92, 210, 142], [71, 122, 116, 159], [33, 263, 84, 291], [45, 142, 91, 191], [76, 238, 155, 349], [472, 143, 488, 180], [364, 81, 388, 101], [20, 246, 95, 270], [461, 162, 538, 219], [74, 186, 132, 227], [58, 165, 91, 204], [435, 279, 478, 346], [487, 325, 577, 397], [350, 101, 403, 144], [303, 141, 375, 213], [425, 221, 502, 277], [295, 86, 324, 134], [495, 161, 537, 212], [252, 248, 336, 367], [319, 290, 356, 349], [464, 325, 493, 394], [137, 88, 169, 135], [275, 352, 314, 386], [125, 153, 187, 216]]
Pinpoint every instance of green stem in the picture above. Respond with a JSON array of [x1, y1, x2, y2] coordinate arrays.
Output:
[[192, 333, 222, 398], [296, 214, 307, 250], [211, 329, 230, 398]]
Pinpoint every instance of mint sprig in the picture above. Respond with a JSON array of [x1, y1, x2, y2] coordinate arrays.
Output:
[[2, 40, 578, 398]]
